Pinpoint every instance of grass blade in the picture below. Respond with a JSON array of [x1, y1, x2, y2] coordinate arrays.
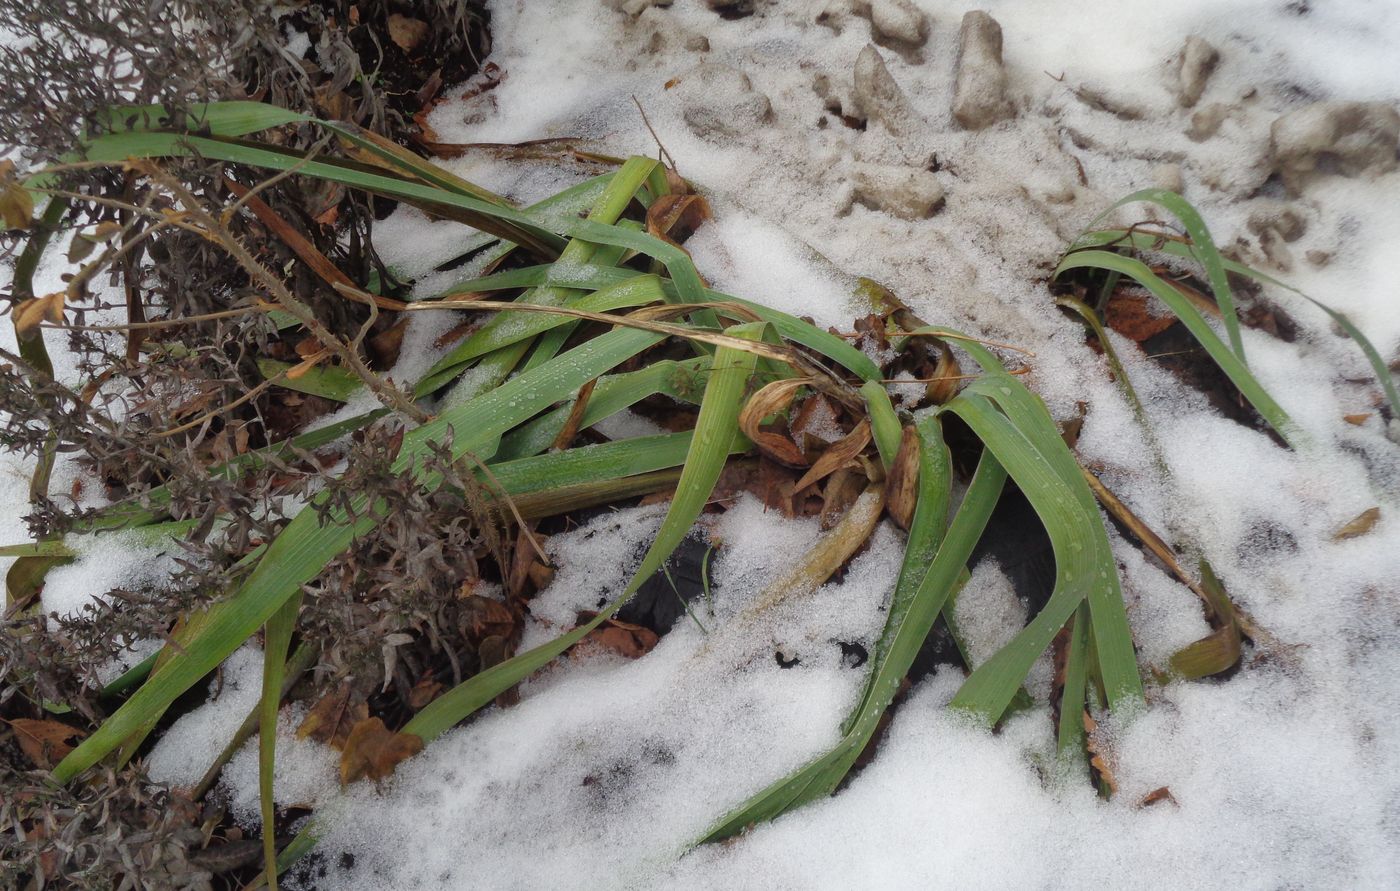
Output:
[[402, 323, 766, 742], [54, 327, 668, 780], [258, 593, 301, 891], [1055, 250, 1298, 446]]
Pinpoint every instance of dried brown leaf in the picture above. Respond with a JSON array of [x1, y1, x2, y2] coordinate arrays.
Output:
[[646, 193, 712, 242], [794, 419, 872, 491], [7, 718, 85, 769], [0, 159, 33, 230], [1139, 786, 1178, 808], [387, 14, 430, 52], [573, 613, 659, 660], [14, 292, 65, 336], [407, 676, 444, 710], [339, 717, 424, 784], [1333, 506, 1380, 541], [738, 378, 811, 467], [296, 688, 369, 750], [1106, 293, 1176, 343], [883, 425, 921, 530]]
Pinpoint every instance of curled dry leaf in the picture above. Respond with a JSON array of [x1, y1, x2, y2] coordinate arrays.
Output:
[[883, 425, 921, 530], [646, 193, 712, 243], [7, 718, 85, 769], [0, 158, 33, 230], [1342, 413, 1372, 426], [794, 418, 872, 491], [339, 717, 424, 784], [738, 378, 811, 467], [1332, 506, 1380, 541], [924, 340, 963, 405], [297, 687, 370, 750], [14, 292, 65, 336]]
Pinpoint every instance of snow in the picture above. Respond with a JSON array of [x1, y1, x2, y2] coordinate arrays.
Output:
[[267, 498, 904, 890], [38, 529, 184, 618], [145, 646, 263, 788], [3, 0, 1400, 888]]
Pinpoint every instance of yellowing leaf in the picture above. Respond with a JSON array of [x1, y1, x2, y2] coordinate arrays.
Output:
[[0, 159, 34, 230], [14, 292, 65, 336]]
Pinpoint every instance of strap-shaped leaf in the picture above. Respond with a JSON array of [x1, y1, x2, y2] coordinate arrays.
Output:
[[1079, 189, 1244, 361], [704, 442, 1005, 841], [401, 322, 766, 741], [53, 326, 668, 780], [1055, 250, 1298, 447]]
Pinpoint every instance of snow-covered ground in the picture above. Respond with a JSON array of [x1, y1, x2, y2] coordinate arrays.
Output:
[[6, 1, 1400, 888]]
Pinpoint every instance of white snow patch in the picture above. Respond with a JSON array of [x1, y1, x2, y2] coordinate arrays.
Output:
[[145, 647, 264, 789]]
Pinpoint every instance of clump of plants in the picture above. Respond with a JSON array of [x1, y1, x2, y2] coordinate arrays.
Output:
[[2, 87, 1395, 889]]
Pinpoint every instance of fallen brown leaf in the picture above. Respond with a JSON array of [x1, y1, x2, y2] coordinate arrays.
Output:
[[339, 717, 424, 784], [1139, 786, 1178, 808], [459, 592, 516, 641], [297, 688, 369, 751], [573, 613, 659, 660], [387, 14, 429, 52], [1105, 293, 1175, 343], [8, 718, 84, 769], [1342, 412, 1372, 426], [1333, 506, 1380, 541], [407, 676, 444, 711]]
